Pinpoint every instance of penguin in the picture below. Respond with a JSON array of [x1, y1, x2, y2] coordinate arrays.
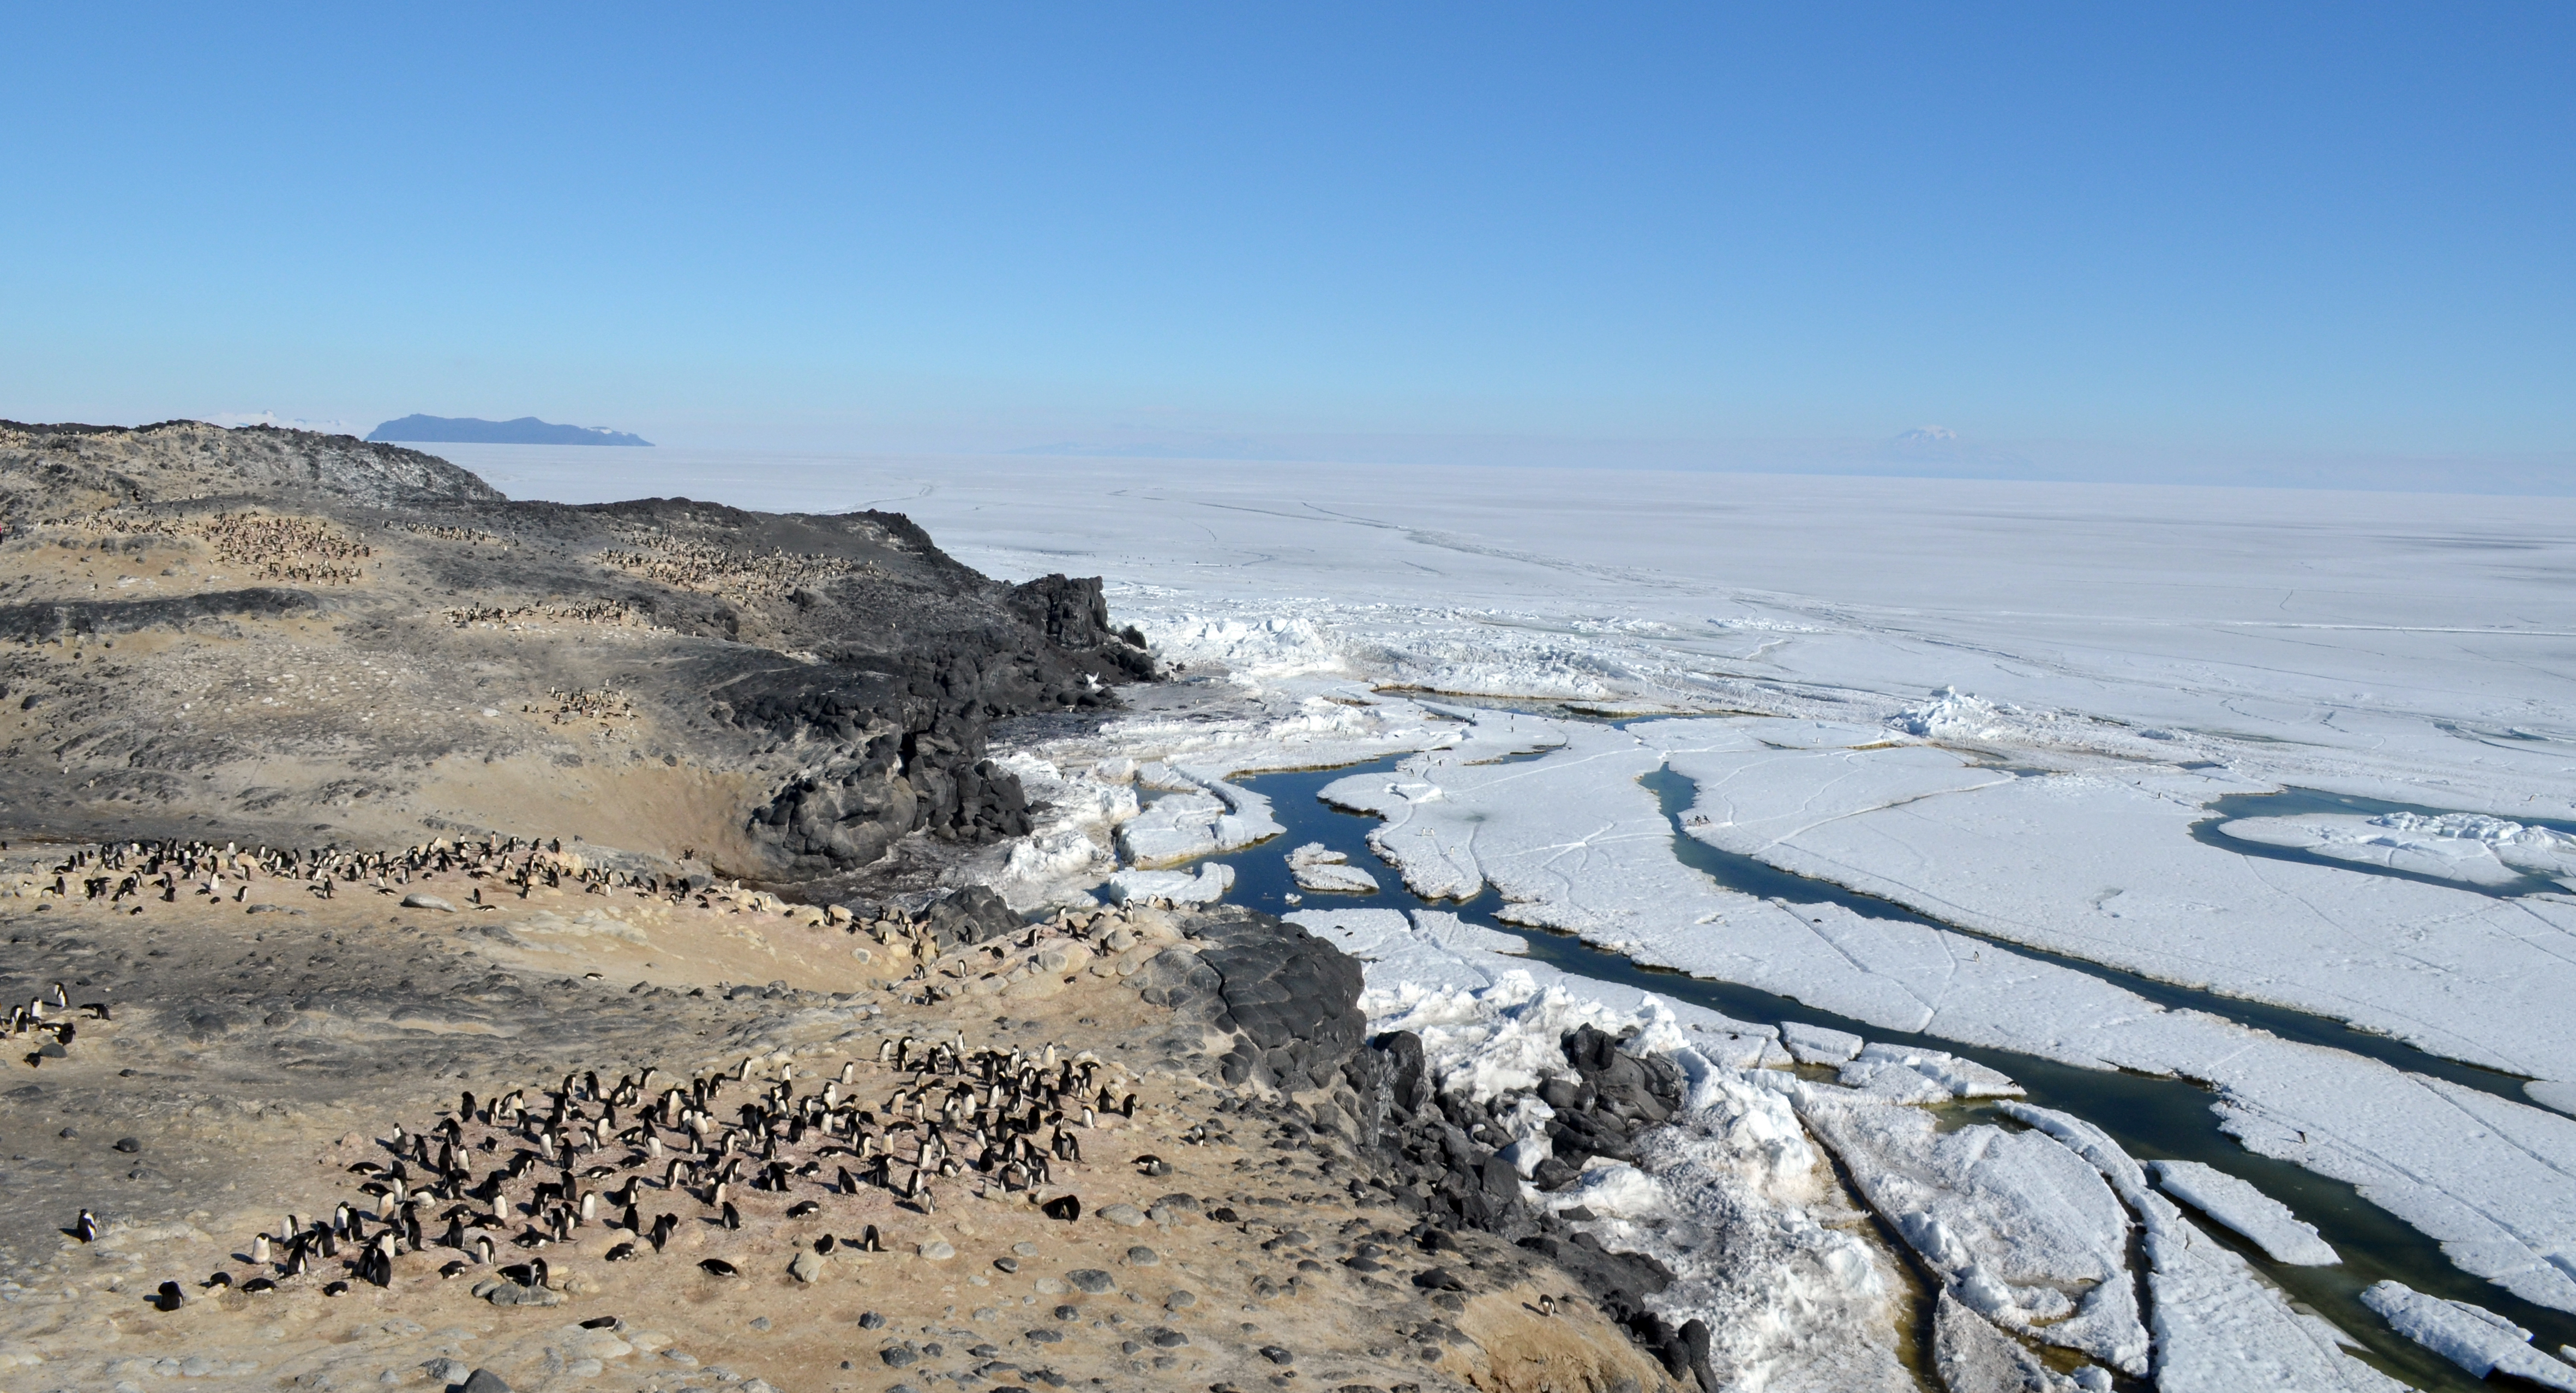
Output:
[[529, 1256, 550, 1290], [841, 1060, 859, 1084], [475, 1233, 496, 1266], [720, 1200, 741, 1230], [75, 1209, 99, 1243], [649, 1212, 677, 1253], [251, 1233, 271, 1264], [861, 1223, 881, 1253]]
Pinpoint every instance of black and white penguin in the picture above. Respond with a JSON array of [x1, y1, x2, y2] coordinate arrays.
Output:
[[75, 1209, 99, 1243]]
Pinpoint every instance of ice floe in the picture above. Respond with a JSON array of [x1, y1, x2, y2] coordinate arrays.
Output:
[[1286, 842, 1378, 894], [1998, 1103, 2407, 1392], [1789, 1080, 2149, 1372], [2362, 1280, 2576, 1389], [1101, 862, 1233, 905], [1112, 763, 1283, 864], [2218, 810, 2576, 890], [2147, 1160, 2339, 1265]]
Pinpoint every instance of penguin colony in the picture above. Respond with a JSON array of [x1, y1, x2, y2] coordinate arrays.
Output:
[[82, 507, 374, 585], [21, 834, 809, 917], [5, 977, 100, 1067], [594, 527, 884, 604], [443, 599, 651, 630], [113, 1034, 1142, 1306]]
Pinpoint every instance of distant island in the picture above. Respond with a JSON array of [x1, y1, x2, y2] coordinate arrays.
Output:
[[367, 413, 653, 446]]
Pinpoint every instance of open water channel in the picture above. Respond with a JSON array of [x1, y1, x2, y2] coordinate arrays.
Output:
[[1170, 739, 2576, 1393]]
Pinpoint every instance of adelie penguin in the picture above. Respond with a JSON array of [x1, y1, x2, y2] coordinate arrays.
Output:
[[75, 1209, 99, 1242]]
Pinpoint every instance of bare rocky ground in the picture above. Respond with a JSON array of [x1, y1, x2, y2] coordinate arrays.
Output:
[[0, 425, 1690, 1393], [0, 851, 1676, 1393]]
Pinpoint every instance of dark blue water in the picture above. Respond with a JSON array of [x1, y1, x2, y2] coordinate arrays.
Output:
[[1182, 752, 2571, 1393]]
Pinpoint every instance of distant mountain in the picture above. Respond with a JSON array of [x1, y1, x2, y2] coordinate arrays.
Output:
[[367, 414, 653, 446]]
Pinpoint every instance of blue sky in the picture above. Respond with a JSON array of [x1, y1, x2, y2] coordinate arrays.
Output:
[[5, 4, 2570, 483]]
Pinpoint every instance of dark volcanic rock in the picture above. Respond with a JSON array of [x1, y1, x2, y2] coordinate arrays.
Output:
[[1139, 907, 1366, 1095]]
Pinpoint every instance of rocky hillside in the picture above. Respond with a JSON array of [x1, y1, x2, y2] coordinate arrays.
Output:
[[0, 421, 1154, 884]]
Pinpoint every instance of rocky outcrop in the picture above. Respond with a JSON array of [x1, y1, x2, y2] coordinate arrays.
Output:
[[1130, 907, 1368, 1095], [0, 423, 1154, 880], [0, 419, 501, 518], [1336, 1023, 1714, 1392], [1123, 909, 1711, 1391]]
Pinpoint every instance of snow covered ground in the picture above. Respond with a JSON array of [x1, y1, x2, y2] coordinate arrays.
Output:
[[480, 447, 2576, 1389]]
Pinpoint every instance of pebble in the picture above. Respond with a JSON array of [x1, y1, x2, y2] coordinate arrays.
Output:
[[1066, 1269, 1114, 1293], [419, 1360, 469, 1389], [1125, 1246, 1160, 1266], [788, 1251, 825, 1283], [399, 893, 455, 911], [880, 1347, 918, 1368], [858, 1312, 887, 1330], [1163, 1290, 1197, 1311], [994, 1257, 1020, 1273], [113, 1137, 140, 1154], [918, 1240, 955, 1260], [1259, 1346, 1294, 1365], [458, 1371, 511, 1393], [1098, 1203, 1148, 1227], [1148, 1328, 1190, 1348]]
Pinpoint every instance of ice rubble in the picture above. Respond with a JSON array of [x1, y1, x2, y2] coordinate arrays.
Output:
[[1286, 842, 1378, 893], [1334, 709, 2576, 1316], [2147, 1160, 2339, 1265], [2218, 811, 2576, 890], [2361, 1281, 2576, 1389], [1319, 929, 1913, 1392]]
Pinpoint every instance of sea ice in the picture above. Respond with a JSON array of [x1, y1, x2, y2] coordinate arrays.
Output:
[[1791, 1082, 2149, 1372], [2218, 811, 2576, 890], [1286, 842, 1378, 894], [2146, 1160, 2338, 1266], [1999, 1103, 2406, 1392], [1780, 1022, 1864, 1066], [1653, 723, 2576, 1085], [2361, 1280, 2576, 1389], [1101, 863, 1233, 905], [1334, 707, 2576, 1315], [1111, 764, 1283, 865]]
